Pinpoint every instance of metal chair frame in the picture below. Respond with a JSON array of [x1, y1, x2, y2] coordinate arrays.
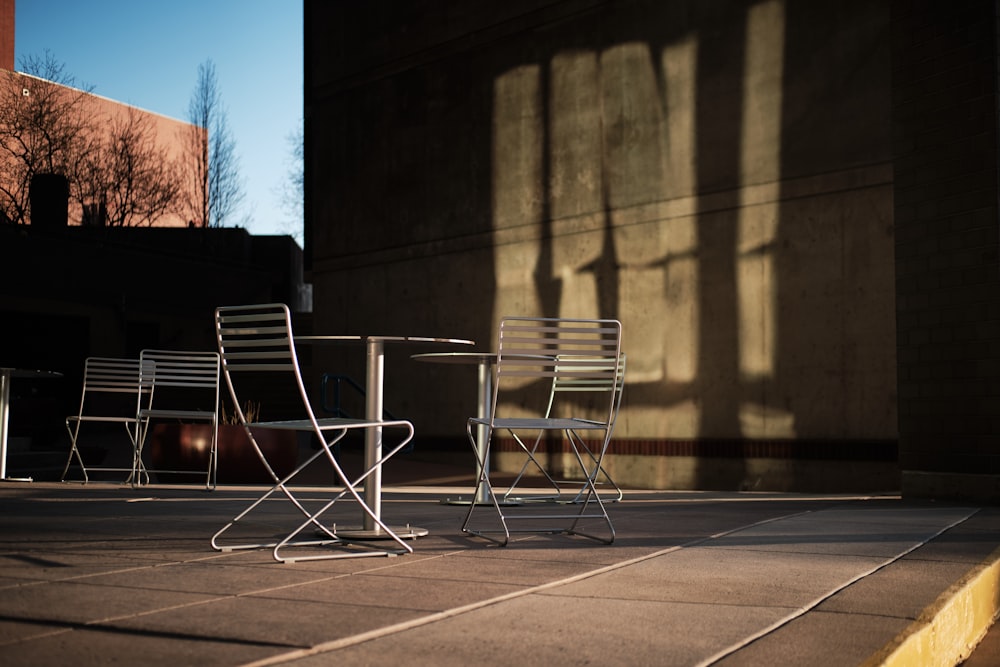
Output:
[[134, 349, 221, 490], [461, 317, 624, 546], [502, 353, 626, 504], [62, 357, 150, 485], [211, 303, 416, 563]]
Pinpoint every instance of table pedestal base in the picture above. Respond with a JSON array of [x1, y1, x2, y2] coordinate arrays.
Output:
[[329, 525, 429, 540], [441, 496, 520, 506]]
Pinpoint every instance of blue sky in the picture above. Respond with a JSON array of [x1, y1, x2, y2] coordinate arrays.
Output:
[[15, 0, 303, 241]]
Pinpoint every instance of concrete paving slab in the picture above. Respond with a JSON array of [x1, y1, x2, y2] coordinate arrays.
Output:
[[277, 595, 797, 667], [0, 579, 216, 625], [0, 480, 996, 666], [816, 557, 981, 618], [704, 506, 977, 559], [0, 618, 73, 646], [713, 610, 913, 666], [356, 550, 608, 586], [551, 547, 889, 607], [220, 498, 991, 667], [3, 626, 287, 667], [70, 561, 349, 596], [109, 594, 426, 647], [252, 571, 527, 611]]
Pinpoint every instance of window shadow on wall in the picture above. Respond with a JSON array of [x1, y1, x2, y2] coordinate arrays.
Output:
[[304, 0, 894, 490]]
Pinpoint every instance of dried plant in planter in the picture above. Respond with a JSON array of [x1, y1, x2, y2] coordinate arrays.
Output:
[[220, 400, 260, 425]]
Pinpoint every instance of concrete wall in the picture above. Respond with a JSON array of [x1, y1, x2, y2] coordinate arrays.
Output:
[[304, 0, 898, 491], [892, 0, 1000, 503]]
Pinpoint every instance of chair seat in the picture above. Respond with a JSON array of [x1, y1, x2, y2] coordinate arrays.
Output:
[[471, 416, 609, 430], [138, 409, 216, 420], [249, 417, 412, 432], [67, 415, 139, 425]]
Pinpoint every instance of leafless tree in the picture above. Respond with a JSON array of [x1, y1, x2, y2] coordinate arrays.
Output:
[[0, 50, 94, 225], [277, 119, 304, 242], [72, 107, 182, 227], [184, 59, 244, 227], [0, 51, 185, 228]]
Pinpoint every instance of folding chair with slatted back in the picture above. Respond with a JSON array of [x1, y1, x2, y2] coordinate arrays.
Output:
[[502, 353, 626, 504], [461, 317, 624, 546], [62, 357, 150, 484], [134, 349, 220, 490], [212, 303, 416, 563]]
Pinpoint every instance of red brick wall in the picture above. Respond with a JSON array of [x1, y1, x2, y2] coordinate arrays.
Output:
[[0, 0, 13, 72], [4, 71, 201, 228]]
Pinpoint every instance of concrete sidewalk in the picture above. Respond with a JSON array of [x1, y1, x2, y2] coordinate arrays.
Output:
[[0, 474, 997, 666]]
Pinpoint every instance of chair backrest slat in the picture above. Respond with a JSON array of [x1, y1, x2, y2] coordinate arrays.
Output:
[[139, 352, 219, 387], [493, 317, 623, 423], [82, 357, 145, 392], [215, 303, 312, 425], [73, 356, 149, 421]]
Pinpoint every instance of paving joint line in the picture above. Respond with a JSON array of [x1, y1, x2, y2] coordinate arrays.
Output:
[[696, 508, 979, 666], [234, 508, 825, 667]]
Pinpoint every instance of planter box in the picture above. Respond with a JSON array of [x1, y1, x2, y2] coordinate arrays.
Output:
[[148, 423, 298, 484]]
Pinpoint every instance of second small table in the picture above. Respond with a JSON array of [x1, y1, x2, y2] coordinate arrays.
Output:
[[0, 367, 63, 482]]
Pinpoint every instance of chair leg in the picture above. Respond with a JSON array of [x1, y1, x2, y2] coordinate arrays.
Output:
[[562, 430, 615, 544], [203, 429, 218, 491], [211, 444, 336, 552], [212, 427, 415, 562], [60, 421, 89, 484], [503, 433, 622, 505], [501, 432, 564, 503], [130, 421, 150, 489], [272, 480, 413, 563], [568, 440, 623, 504], [462, 427, 616, 546], [461, 424, 511, 546]]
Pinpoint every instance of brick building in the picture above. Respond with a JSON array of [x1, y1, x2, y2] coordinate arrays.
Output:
[[0, 0, 197, 229]]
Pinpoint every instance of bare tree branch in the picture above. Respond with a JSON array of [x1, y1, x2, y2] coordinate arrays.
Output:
[[73, 107, 182, 227], [0, 50, 183, 228], [184, 59, 244, 228], [0, 50, 93, 225], [277, 118, 303, 241]]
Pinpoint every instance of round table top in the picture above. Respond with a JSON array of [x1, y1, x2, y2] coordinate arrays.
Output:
[[411, 351, 497, 365], [296, 335, 474, 346], [0, 368, 64, 379]]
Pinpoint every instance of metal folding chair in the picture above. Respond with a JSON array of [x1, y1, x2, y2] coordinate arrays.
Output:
[[134, 349, 221, 490], [502, 353, 626, 504], [211, 303, 416, 563], [461, 317, 624, 546], [62, 357, 150, 484]]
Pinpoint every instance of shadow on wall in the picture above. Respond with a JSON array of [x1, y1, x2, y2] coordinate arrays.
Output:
[[306, 0, 896, 491]]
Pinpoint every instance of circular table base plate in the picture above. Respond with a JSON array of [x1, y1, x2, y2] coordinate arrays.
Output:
[[331, 525, 429, 540], [441, 497, 520, 506]]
